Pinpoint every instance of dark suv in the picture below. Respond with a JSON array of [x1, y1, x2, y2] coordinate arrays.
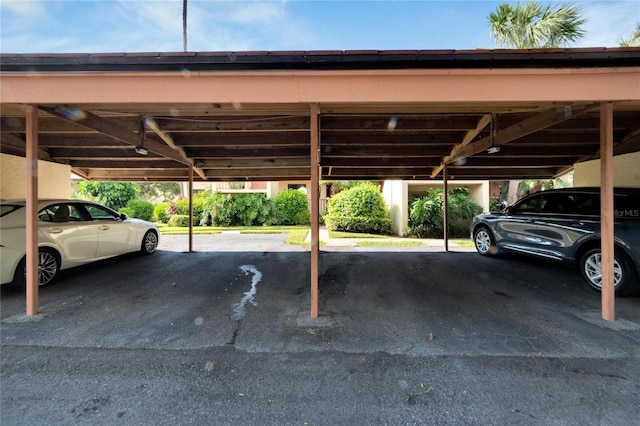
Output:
[[470, 187, 640, 296]]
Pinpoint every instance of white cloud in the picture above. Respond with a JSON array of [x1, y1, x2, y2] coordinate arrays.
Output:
[[228, 2, 286, 24], [0, 0, 48, 18], [577, 1, 640, 47]]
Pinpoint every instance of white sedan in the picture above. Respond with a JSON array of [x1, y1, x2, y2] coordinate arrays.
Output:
[[0, 199, 159, 288]]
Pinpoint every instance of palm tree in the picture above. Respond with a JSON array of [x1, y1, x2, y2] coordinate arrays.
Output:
[[618, 23, 640, 47], [488, 2, 585, 203], [182, 0, 188, 52], [488, 2, 586, 48]]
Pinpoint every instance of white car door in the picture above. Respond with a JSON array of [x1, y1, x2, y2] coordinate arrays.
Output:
[[39, 203, 98, 261], [84, 203, 134, 258]]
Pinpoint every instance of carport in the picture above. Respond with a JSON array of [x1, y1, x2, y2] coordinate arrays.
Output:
[[1, 48, 639, 321]]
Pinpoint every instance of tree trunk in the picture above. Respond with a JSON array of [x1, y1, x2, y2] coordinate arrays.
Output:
[[507, 180, 519, 205]]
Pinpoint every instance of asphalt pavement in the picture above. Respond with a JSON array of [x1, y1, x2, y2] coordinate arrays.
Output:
[[1, 234, 639, 425]]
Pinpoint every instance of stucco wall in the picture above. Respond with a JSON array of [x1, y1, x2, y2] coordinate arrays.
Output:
[[573, 152, 640, 188], [0, 154, 71, 199], [383, 180, 489, 236]]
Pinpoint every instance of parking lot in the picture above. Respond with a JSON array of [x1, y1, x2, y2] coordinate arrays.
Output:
[[1, 234, 639, 425]]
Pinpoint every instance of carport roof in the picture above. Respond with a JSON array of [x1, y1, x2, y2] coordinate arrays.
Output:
[[1, 48, 640, 182]]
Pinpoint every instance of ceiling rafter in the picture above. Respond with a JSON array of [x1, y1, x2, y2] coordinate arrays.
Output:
[[431, 104, 600, 178], [38, 106, 191, 167], [145, 118, 207, 179]]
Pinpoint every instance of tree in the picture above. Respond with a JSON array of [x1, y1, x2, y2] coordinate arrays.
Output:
[[618, 23, 640, 47], [183, 0, 188, 52], [488, 2, 586, 204], [76, 182, 139, 210], [136, 182, 180, 201], [488, 2, 586, 48]]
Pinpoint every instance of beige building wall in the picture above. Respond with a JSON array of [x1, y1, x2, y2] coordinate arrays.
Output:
[[383, 180, 490, 236], [573, 152, 640, 188], [0, 154, 71, 199]]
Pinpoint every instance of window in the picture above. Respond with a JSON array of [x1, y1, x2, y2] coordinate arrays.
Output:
[[39, 204, 89, 222], [84, 204, 121, 221], [0, 204, 23, 217], [511, 194, 545, 214]]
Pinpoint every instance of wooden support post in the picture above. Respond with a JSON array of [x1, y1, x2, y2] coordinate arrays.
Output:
[[600, 103, 615, 322], [310, 104, 320, 318], [25, 105, 39, 316], [189, 165, 194, 253], [443, 163, 449, 252]]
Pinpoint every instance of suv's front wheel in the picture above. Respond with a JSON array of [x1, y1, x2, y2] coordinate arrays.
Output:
[[579, 249, 638, 296], [473, 226, 499, 256]]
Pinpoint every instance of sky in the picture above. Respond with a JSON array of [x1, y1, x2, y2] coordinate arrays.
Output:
[[0, 0, 638, 54]]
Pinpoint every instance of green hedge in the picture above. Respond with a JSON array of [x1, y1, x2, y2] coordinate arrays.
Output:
[[168, 214, 191, 227], [271, 189, 310, 225], [153, 202, 170, 223], [324, 183, 392, 235], [120, 199, 154, 221]]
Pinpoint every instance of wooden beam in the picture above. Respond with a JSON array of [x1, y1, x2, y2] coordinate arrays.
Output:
[[197, 158, 310, 169], [615, 129, 640, 156], [189, 166, 194, 253], [432, 115, 491, 177], [1, 133, 51, 160], [310, 104, 320, 319], [71, 167, 90, 180], [68, 160, 185, 168], [451, 105, 599, 161], [25, 105, 39, 316], [145, 118, 207, 179], [38, 106, 190, 165], [600, 103, 615, 322], [323, 158, 440, 168], [432, 105, 598, 177], [443, 164, 449, 252]]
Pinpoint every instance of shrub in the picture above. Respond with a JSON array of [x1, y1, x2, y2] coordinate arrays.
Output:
[[153, 202, 170, 223], [271, 189, 310, 225], [324, 182, 392, 235], [168, 214, 191, 227], [202, 192, 234, 226], [118, 207, 134, 218], [174, 196, 205, 226], [234, 193, 272, 226], [200, 192, 272, 226], [120, 199, 154, 221], [407, 188, 483, 238]]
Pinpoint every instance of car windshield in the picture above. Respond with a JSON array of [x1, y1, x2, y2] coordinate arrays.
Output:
[[0, 204, 24, 218]]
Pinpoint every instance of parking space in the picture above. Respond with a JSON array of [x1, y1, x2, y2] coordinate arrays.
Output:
[[2, 234, 639, 424]]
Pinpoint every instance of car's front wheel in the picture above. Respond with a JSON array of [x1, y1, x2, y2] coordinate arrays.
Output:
[[140, 230, 158, 255], [12, 247, 61, 290], [473, 226, 498, 256], [579, 249, 638, 296]]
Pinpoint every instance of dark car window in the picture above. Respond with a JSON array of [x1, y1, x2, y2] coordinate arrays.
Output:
[[511, 194, 545, 214], [84, 204, 121, 221], [615, 194, 640, 219], [568, 193, 599, 216], [39, 203, 88, 222], [0, 204, 23, 217]]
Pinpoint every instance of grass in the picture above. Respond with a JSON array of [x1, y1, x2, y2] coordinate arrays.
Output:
[[356, 240, 424, 247], [453, 240, 475, 247], [156, 224, 312, 244], [328, 230, 386, 239]]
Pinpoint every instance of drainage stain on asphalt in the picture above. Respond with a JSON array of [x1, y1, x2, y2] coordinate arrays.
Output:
[[231, 265, 263, 321]]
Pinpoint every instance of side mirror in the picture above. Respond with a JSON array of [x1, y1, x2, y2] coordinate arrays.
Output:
[[120, 213, 127, 220]]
